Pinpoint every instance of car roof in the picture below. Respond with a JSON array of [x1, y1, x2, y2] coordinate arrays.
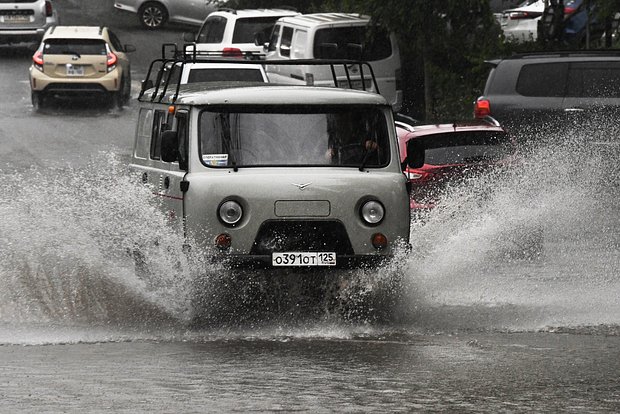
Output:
[[400, 119, 505, 138], [44, 26, 106, 40], [176, 62, 263, 69], [154, 83, 389, 106], [209, 8, 300, 18], [276, 13, 370, 27]]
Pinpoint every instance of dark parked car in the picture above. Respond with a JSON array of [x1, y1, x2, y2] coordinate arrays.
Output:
[[474, 51, 620, 138]]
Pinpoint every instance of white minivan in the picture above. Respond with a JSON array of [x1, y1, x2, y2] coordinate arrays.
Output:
[[262, 13, 403, 112], [130, 57, 412, 269]]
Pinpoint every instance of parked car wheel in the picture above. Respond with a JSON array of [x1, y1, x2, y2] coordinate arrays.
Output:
[[138, 2, 168, 29]]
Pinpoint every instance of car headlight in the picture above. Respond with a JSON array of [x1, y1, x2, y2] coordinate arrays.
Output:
[[219, 200, 243, 225], [360, 200, 385, 225]]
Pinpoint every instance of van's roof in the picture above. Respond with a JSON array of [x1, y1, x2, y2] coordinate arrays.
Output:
[[152, 83, 388, 106], [209, 8, 300, 18], [276, 13, 370, 28]]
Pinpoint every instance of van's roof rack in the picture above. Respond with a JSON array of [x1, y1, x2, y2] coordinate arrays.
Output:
[[138, 43, 381, 105]]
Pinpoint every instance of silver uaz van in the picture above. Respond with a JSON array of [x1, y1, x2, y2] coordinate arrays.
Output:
[[130, 53, 411, 269]]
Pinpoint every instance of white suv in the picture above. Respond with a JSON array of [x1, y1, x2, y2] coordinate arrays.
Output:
[[0, 0, 59, 47], [114, 0, 224, 29], [185, 8, 300, 58]]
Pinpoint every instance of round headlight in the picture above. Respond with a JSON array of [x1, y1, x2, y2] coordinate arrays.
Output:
[[361, 200, 385, 225], [219, 200, 243, 225]]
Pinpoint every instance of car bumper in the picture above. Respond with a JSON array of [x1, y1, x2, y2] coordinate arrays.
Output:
[[30, 67, 123, 93], [214, 253, 395, 270]]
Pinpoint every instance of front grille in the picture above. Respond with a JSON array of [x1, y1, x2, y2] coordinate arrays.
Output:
[[250, 220, 354, 255], [0, 9, 34, 16]]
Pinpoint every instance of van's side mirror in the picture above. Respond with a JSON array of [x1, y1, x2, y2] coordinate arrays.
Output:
[[254, 32, 266, 46], [124, 44, 136, 53], [405, 140, 425, 169], [183, 32, 196, 43], [161, 130, 179, 163]]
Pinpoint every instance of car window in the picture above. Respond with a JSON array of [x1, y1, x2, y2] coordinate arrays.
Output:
[[187, 68, 265, 83], [197, 16, 226, 43], [199, 106, 390, 167], [515, 62, 568, 97], [566, 61, 620, 98], [313, 26, 392, 61], [43, 39, 107, 55], [279, 26, 293, 57], [232, 17, 282, 44], [267, 24, 281, 52], [417, 131, 513, 165]]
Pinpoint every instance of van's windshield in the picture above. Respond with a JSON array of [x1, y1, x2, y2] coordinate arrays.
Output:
[[199, 106, 390, 168]]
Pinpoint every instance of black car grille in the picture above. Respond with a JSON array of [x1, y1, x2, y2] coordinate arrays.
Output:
[[0, 10, 35, 16], [250, 220, 354, 255]]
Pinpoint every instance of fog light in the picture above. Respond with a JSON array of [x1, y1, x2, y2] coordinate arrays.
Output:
[[361, 200, 385, 225], [215, 233, 232, 250], [371, 233, 388, 250], [219, 200, 243, 225]]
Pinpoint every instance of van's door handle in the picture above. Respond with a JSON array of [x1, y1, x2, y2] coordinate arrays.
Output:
[[565, 108, 585, 112]]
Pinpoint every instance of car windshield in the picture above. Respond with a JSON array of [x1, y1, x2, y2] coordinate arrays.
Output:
[[417, 131, 513, 165], [43, 39, 106, 55], [199, 106, 390, 167]]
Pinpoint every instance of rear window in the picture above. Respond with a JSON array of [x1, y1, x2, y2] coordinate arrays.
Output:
[[313, 26, 392, 61], [43, 39, 106, 55], [187, 68, 265, 83], [232, 17, 282, 44], [516, 62, 568, 97], [418, 131, 513, 165]]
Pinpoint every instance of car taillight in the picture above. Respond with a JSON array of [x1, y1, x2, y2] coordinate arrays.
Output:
[[508, 11, 542, 20], [405, 169, 434, 181], [222, 47, 243, 58], [32, 50, 44, 72], [45, 1, 53, 17], [107, 51, 117, 71], [474, 97, 491, 118]]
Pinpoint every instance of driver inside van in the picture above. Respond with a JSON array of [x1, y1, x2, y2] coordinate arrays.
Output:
[[325, 111, 383, 165]]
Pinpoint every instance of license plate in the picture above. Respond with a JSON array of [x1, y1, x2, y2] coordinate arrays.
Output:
[[272, 252, 336, 266], [66, 64, 84, 76], [338, 79, 371, 90], [4, 15, 30, 23]]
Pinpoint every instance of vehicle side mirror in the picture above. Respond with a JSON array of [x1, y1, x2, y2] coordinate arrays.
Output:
[[406, 140, 425, 169], [183, 32, 196, 43], [346, 43, 363, 60], [319, 42, 338, 59], [254, 32, 266, 46], [124, 44, 136, 53], [161, 130, 179, 163]]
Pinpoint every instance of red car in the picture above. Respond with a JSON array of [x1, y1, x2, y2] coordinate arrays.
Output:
[[397, 117, 516, 213]]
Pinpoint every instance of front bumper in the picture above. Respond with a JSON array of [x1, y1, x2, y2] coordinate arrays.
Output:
[[214, 253, 394, 270]]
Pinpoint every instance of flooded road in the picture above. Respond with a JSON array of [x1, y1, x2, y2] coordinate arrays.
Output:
[[1, 2, 620, 412]]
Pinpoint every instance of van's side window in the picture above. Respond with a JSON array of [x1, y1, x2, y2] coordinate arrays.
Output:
[[176, 111, 189, 171], [134, 108, 152, 160], [150, 110, 168, 160], [280, 26, 293, 57], [197, 16, 226, 43], [566, 61, 620, 98]]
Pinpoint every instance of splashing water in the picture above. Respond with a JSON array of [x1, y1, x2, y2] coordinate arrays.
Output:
[[0, 128, 618, 345]]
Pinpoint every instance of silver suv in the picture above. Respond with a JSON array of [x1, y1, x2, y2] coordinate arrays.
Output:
[[0, 0, 59, 46], [114, 0, 223, 29]]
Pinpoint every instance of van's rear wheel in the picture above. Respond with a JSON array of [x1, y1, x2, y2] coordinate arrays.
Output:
[[138, 2, 168, 29]]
